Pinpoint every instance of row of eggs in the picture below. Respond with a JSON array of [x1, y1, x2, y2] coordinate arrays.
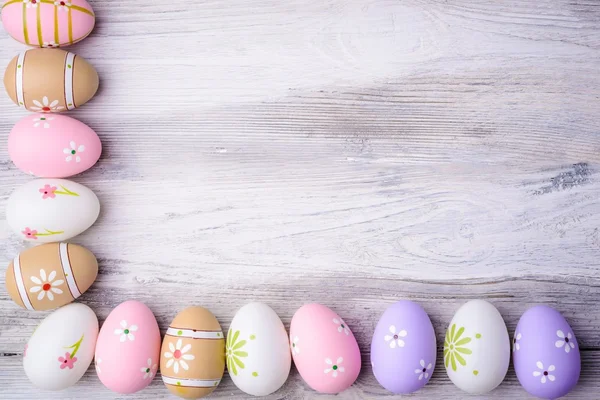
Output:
[[1, 44, 103, 236], [24, 295, 580, 399], [0, 6, 582, 399]]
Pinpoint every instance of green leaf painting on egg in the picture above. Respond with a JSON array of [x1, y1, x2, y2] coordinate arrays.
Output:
[[226, 329, 249, 376], [444, 324, 472, 372]]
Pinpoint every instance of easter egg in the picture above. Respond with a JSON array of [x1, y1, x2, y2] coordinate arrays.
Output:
[[1, 0, 95, 48], [9, 113, 101, 178], [7, 178, 100, 243], [444, 300, 510, 394], [5, 243, 97, 311], [371, 301, 436, 394], [4, 48, 99, 112], [94, 301, 162, 394], [24, 303, 98, 390], [290, 304, 361, 394], [160, 306, 225, 399], [513, 305, 580, 399], [227, 302, 291, 396]]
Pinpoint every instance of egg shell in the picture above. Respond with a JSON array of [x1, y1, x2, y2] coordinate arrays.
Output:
[[7, 178, 100, 243], [444, 300, 510, 394], [371, 300, 436, 394], [290, 304, 361, 394], [5, 243, 97, 311], [94, 301, 161, 394], [9, 113, 101, 178], [1, 0, 94, 47], [227, 302, 291, 396], [513, 305, 580, 399], [24, 303, 98, 390], [4, 48, 99, 112], [160, 306, 225, 399]]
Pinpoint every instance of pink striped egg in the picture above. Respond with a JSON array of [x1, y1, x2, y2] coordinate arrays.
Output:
[[9, 114, 101, 178], [1, 0, 95, 48]]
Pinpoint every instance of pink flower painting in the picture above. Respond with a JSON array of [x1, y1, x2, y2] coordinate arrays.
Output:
[[58, 334, 84, 370], [38, 184, 79, 199], [39, 185, 57, 199], [58, 352, 77, 369], [22, 228, 38, 240]]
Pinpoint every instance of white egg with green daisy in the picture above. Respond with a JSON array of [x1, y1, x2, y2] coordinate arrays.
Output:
[[227, 302, 291, 396]]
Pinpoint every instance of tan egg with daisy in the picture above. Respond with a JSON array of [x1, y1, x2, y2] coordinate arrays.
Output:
[[160, 306, 226, 399], [5, 243, 98, 311], [3, 48, 99, 112]]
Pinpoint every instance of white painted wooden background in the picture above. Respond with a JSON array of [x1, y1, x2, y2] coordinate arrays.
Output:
[[0, 0, 599, 398]]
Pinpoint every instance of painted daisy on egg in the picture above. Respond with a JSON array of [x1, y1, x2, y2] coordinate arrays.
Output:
[[33, 116, 54, 128], [333, 318, 350, 335], [324, 357, 345, 378], [54, 0, 71, 11], [443, 324, 472, 372], [30, 269, 64, 301], [384, 325, 407, 348], [533, 362, 555, 384], [30, 96, 64, 113], [555, 330, 576, 353], [290, 336, 300, 355], [141, 358, 157, 380], [415, 359, 433, 381], [23, 0, 39, 9], [114, 320, 138, 342], [513, 332, 522, 352], [64, 141, 85, 163], [226, 329, 248, 376], [164, 339, 195, 374]]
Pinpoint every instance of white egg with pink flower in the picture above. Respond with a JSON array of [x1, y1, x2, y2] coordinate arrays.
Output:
[[7, 178, 100, 243], [24, 303, 99, 390]]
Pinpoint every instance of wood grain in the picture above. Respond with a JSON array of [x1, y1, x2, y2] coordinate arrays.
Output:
[[0, 0, 599, 398]]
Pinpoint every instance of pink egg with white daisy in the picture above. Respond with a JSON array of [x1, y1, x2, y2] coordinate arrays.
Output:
[[290, 304, 361, 394], [8, 113, 101, 178], [95, 301, 161, 394]]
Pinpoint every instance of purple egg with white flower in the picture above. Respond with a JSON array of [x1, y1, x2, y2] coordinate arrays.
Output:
[[370, 301, 436, 394], [513, 305, 581, 399]]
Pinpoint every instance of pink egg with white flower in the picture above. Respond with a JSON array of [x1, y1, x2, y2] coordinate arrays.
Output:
[[290, 304, 361, 394], [8, 113, 101, 178], [95, 301, 161, 394]]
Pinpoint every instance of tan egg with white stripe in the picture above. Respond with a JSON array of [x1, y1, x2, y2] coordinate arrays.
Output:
[[160, 307, 226, 399], [5, 243, 98, 311], [3, 48, 99, 112]]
